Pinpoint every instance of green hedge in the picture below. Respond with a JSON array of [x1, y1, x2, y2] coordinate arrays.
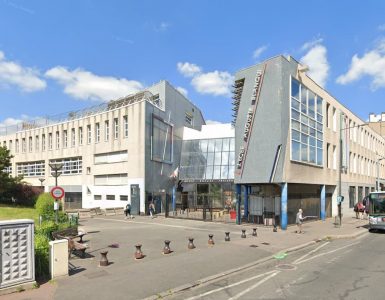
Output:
[[35, 193, 56, 217], [34, 233, 49, 279]]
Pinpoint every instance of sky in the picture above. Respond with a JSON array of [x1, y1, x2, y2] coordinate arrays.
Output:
[[1, 0, 385, 127]]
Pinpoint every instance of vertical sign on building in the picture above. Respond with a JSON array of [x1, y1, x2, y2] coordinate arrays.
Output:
[[236, 64, 267, 177]]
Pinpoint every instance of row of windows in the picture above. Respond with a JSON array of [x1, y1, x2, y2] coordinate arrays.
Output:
[[1, 116, 130, 154], [94, 195, 128, 201], [15, 157, 82, 177]]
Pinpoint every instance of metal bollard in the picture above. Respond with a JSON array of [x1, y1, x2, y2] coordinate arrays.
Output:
[[188, 237, 196, 249], [208, 234, 215, 245], [135, 244, 144, 259], [225, 232, 230, 242], [252, 228, 257, 237], [241, 229, 246, 238], [99, 251, 109, 266], [163, 240, 171, 254]]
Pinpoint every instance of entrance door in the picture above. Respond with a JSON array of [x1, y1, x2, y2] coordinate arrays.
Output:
[[130, 184, 140, 215]]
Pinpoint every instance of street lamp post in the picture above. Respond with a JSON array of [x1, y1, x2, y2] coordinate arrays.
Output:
[[38, 178, 45, 187], [338, 114, 367, 226], [49, 162, 63, 223]]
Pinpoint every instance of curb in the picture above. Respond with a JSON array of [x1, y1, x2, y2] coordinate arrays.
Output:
[[142, 229, 369, 300]]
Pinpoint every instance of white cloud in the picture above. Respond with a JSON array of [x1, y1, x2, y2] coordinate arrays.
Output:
[[301, 38, 324, 51], [155, 22, 170, 32], [336, 39, 385, 90], [177, 62, 201, 77], [378, 24, 385, 31], [45, 66, 143, 101], [252, 45, 268, 59], [0, 114, 35, 128], [0, 51, 46, 92], [176, 86, 188, 97], [300, 41, 329, 87], [177, 62, 233, 97], [205, 120, 224, 125]]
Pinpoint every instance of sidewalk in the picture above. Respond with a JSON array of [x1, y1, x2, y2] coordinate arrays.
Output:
[[1, 216, 368, 300]]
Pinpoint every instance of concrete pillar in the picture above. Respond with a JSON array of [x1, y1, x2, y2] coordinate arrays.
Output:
[[320, 185, 326, 221], [236, 184, 241, 225], [281, 183, 288, 230], [243, 185, 249, 219]]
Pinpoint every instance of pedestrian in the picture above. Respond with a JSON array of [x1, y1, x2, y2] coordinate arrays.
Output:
[[149, 202, 155, 218], [295, 208, 305, 234], [124, 203, 132, 219]]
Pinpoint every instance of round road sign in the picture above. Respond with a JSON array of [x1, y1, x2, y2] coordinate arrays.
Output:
[[50, 186, 65, 199]]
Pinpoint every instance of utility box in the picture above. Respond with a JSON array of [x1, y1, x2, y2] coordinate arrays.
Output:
[[0, 219, 35, 290], [49, 239, 68, 279]]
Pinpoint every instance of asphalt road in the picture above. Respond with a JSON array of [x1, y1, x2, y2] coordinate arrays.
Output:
[[168, 232, 385, 300]]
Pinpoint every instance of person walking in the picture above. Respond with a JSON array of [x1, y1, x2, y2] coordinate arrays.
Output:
[[125, 203, 132, 219], [149, 202, 155, 218], [296, 208, 305, 234]]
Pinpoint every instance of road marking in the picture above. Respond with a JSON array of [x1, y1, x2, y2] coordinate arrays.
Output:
[[293, 242, 330, 264], [184, 270, 277, 300], [295, 241, 359, 265], [228, 271, 280, 300]]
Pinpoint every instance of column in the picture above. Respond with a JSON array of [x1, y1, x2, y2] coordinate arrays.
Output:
[[320, 185, 326, 221], [281, 183, 288, 230], [243, 185, 249, 220], [236, 184, 241, 225]]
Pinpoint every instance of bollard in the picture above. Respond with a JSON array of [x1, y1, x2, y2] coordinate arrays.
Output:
[[99, 251, 109, 266], [163, 240, 171, 254], [252, 228, 257, 237], [188, 237, 196, 249], [225, 232, 230, 242], [135, 244, 144, 259], [241, 229, 246, 238], [208, 234, 215, 245]]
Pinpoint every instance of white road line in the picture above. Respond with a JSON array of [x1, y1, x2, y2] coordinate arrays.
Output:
[[293, 241, 330, 264], [184, 270, 277, 300], [228, 271, 280, 300], [295, 241, 359, 265]]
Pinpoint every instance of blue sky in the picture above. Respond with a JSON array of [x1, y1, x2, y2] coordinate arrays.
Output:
[[1, 0, 385, 127]]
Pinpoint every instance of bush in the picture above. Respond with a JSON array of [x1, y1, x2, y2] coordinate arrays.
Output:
[[35, 193, 56, 217], [12, 184, 42, 207], [35, 220, 58, 239], [34, 233, 49, 279]]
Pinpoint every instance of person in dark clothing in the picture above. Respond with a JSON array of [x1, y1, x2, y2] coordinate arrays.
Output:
[[125, 203, 132, 219]]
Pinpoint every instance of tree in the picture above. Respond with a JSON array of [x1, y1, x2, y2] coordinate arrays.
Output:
[[0, 146, 22, 201]]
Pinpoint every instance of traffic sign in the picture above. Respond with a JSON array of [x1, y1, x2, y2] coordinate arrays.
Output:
[[50, 186, 65, 199]]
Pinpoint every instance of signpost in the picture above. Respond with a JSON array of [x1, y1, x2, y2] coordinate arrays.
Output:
[[50, 186, 65, 223]]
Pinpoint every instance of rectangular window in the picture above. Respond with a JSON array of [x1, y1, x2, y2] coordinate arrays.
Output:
[[106, 195, 115, 200], [332, 107, 337, 132], [94, 174, 128, 185], [71, 128, 75, 147], [42, 134, 46, 151], [35, 135, 39, 151], [29, 136, 32, 152], [94, 195, 102, 200], [123, 115, 128, 138], [152, 115, 173, 163], [114, 118, 119, 139], [95, 123, 100, 143], [63, 130, 68, 148], [9, 140, 12, 152], [185, 112, 193, 125], [22, 138, 26, 152], [349, 186, 356, 208], [79, 127, 83, 145], [326, 103, 330, 128], [105, 120, 109, 141], [56, 131, 60, 149], [333, 145, 337, 170], [326, 143, 330, 168], [87, 125, 91, 144], [94, 151, 128, 164], [49, 133, 53, 150], [17, 161, 45, 177], [49, 157, 82, 175], [15, 139, 19, 152], [120, 195, 128, 201]]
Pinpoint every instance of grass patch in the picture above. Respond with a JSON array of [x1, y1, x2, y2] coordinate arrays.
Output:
[[0, 204, 39, 223]]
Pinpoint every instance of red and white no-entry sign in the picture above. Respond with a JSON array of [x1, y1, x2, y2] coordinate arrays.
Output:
[[50, 186, 65, 199]]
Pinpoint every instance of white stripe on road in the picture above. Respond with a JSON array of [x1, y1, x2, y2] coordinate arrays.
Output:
[[184, 270, 277, 300], [228, 271, 280, 300], [293, 241, 330, 264], [295, 241, 359, 265]]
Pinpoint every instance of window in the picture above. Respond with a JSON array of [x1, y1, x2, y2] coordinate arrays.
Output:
[[332, 107, 337, 132], [87, 125, 91, 144], [17, 161, 45, 177], [63, 130, 68, 148], [49, 133, 53, 150], [326, 103, 330, 128], [87, 167, 91, 174], [71, 128, 75, 147], [42, 134, 46, 151], [15, 139, 19, 152], [28, 136, 32, 152], [94, 195, 102, 200], [94, 151, 128, 164], [95, 123, 100, 143], [120, 195, 128, 201], [290, 77, 323, 166], [49, 157, 82, 175], [79, 127, 83, 145], [114, 118, 118, 139], [94, 174, 128, 185], [105, 120, 109, 141], [22, 138, 26, 152], [9, 140, 12, 152], [35, 136, 39, 151], [152, 115, 173, 163], [333, 146, 337, 170], [106, 195, 115, 200], [349, 186, 356, 208], [185, 112, 193, 125], [326, 143, 330, 168], [123, 115, 128, 138], [56, 131, 60, 149]]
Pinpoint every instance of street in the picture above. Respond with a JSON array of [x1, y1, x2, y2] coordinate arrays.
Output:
[[168, 232, 385, 300]]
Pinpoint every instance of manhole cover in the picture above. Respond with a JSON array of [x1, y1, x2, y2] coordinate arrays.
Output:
[[261, 242, 270, 245], [249, 244, 259, 248], [276, 264, 296, 271]]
